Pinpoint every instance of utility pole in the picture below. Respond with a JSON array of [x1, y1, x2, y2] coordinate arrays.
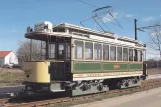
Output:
[[134, 19, 161, 41], [134, 20, 161, 59], [134, 19, 137, 40]]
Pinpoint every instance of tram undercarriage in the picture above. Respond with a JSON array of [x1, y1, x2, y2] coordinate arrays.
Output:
[[23, 76, 142, 96]]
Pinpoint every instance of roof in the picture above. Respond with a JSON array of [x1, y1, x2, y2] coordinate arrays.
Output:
[[53, 23, 139, 43], [0, 51, 12, 58], [53, 22, 115, 38], [25, 21, 144, 47]]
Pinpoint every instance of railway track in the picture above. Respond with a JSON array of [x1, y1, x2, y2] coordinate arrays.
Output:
[[0, 98, 10, 107], [1, 78, 161, 107]]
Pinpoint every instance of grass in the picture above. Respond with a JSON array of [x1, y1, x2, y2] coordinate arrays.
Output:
[[0, 67, 25, 86]]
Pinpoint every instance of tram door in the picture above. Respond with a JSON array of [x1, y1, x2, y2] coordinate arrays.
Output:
[[49, 38, 71, 81]]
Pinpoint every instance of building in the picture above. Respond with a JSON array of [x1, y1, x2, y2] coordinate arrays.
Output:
[[0, 51, 18, 66]]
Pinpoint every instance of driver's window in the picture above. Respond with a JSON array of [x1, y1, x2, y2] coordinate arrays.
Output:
[[48, 43, 55, 59], [58, 44, 64, 55], [58, 43, 64, 59]]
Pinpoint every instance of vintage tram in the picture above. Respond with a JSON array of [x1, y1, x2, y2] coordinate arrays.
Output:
[[23, 21, 147, 96]]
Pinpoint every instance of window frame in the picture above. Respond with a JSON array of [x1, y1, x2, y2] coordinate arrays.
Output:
[[103, 44, 109, 61], [123, 47, 128, 61], [85, 41, 93, 60], [137, 49, 142, 62], [74, 40, 84, 59], [129, 48, 134, 62], [110, 45, 116, 61], [117, 46, 122, 61], [94, 43, 102, 60]]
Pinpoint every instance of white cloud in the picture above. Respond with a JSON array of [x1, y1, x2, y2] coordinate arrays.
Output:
[[151, 31, 161, 36], [102, 12, 119, 22], [102, 12, 134, 23], [143, 17, 155, 22], [124, 14, 134, 18], [146, 50, 160, 60]]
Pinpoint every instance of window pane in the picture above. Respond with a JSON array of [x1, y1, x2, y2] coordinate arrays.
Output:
[[117, 47, 122, 61], [140, 51, 142, 61], [143, 50, 145, 61], [94, 43, 102, 60], [110, 46, 116, 61], [134, 49, 137, 61], [138, 50, 142, 61], [48, 43, 55, 59], [85, 42, 93, 59], [74, 41, 83, 59], [103, 45, 109, 60], [129, 49, 133, 61], [58, 43, 64, 55], [66, 43, 70, 58], [123, 48, 128, 61]]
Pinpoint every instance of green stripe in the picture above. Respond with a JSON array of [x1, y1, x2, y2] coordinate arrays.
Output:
[[74, 62, 101, 71], [130, 63, 142, 70], [73, 61, 143, 73]]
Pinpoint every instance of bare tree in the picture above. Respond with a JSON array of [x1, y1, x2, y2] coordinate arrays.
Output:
[[16, 40, 41, 66], [147, 21, 161, 58]]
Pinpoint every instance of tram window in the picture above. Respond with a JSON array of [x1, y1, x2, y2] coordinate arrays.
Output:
[[143, 50, 145, 61], [58, 44, 64, 55], [117, 47, 122, 61], [85, 42, 93, 59], [94, 43, 102, 60], [103, 45, 109, 60], [134, 49, 137, 61], [138, 50, 142, 61], [123, 48, 128, 61], [74, 40, 83, 59], [141, 50, 143, 61], [66, 43, 70, 59], [110, 46, 116, 61], [129, 49, 133, 61], [49, 43, 55, 59]]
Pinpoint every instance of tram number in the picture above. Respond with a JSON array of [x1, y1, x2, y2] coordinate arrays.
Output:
[[114, 65, 120, 69]]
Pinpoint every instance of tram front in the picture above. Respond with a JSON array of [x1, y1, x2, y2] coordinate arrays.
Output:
[[23, 21, 72, 92]]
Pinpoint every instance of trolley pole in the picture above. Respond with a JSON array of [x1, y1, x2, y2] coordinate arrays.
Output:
[[134, 19, 137, 40]]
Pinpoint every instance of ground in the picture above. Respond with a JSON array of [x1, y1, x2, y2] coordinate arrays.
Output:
[[71, 87, 161, 107], [147, 67, 161, 75]]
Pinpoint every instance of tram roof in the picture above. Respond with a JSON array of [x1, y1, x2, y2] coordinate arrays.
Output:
[[25, 22, 144, 46], [25, 31, 71, 41], [53, 23, 138, 42]]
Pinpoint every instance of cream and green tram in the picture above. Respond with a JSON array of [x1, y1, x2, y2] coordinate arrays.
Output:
[[23, 21, 147, 96]]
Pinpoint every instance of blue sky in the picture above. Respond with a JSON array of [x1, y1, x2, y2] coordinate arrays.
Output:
[[0, 0, 161, 56]]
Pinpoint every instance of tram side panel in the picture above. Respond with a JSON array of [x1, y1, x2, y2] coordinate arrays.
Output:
[[72, 61, 143, 86], [72, 61, 143, 80]]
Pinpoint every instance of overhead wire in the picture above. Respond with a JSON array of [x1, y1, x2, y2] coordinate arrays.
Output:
[[77, 0, 123, 32], [77, 0, 97, 8]]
